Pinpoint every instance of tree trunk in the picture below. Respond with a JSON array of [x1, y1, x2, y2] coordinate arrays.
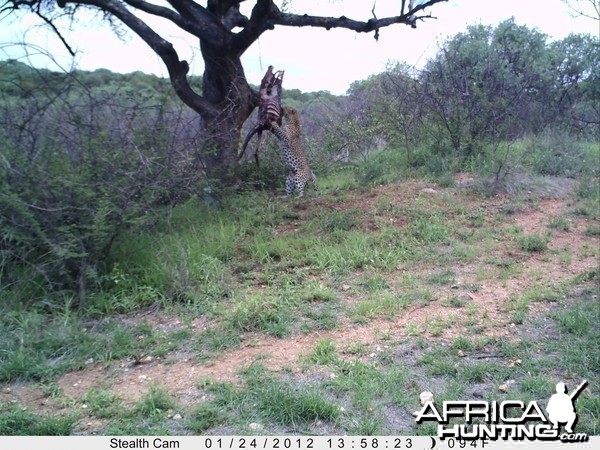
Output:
[[199, 42, 258, 182]]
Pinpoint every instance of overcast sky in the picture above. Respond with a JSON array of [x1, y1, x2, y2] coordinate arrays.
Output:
[[1, 0, 598, 94]]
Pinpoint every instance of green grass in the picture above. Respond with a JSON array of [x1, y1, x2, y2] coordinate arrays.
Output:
[[300, 282, 337, 303], [459, 361, 506, 383], [317, 209, 361, 232], [301, 306, 339, 332], [317, 170, 360, 192], [83, 388, 125, 419], [426, 269, 456, 286], [252, 379, 340, 426], [307, 339, 338, 365], [0, 405, 77, 435], [517, 233, 549, 252], [193, 325, 241, 355], [548, 216, 571, 231], [1, 145, 598, 435], [187, 403, 226, 433], [327, 361, 411, 412], [204, 365, 341, 430], [350, 292, 413, 323], [420, 349, 459, 377], [226, 295, 293, 338], [134, 384, 177, 419]]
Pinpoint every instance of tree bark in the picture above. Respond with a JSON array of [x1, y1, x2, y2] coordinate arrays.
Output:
[[199, 41, 258, 180]]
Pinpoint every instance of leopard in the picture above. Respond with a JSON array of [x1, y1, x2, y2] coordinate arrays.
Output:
[[269, 106, 317, 197]]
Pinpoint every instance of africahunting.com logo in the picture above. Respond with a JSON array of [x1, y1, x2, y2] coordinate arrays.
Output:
[[415, 380, 589, 442]]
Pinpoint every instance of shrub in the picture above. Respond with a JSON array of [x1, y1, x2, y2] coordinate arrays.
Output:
[[0, 69, 203, 305]]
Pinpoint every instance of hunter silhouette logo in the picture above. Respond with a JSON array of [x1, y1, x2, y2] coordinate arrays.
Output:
[[546, 380, 587, 434], [415, 379, 589, 442]]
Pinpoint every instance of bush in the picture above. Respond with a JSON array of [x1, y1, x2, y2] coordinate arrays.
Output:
[[524, 131, 593, 178], [0, 68, 204, 305]]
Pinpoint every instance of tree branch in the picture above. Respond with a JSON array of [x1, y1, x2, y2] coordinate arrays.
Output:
[[232, 0, 277, 54], [34, 8, 76, 56], [269, 0, 447, 34], [60, 0, 217, 116], [121, 0, 230, 47]]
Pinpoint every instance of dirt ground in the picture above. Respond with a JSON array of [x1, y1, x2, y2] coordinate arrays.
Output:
[[2, 176, 598, 434]]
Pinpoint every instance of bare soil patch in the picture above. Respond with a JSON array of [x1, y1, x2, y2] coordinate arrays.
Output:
[[4, 177, 598, 434]]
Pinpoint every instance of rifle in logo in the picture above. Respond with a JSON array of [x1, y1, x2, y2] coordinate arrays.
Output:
[[546, 379, 588, 433]]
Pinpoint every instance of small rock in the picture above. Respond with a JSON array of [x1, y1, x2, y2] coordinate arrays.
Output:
[[330, 373, 337, 379], [249, 423, 263, 431], [457, 350, 465, 357], [138, 375, 147, 381], [85, 358, 94, 365], [341, 285, 351, 291], [420, 391, 434, 405], [81, 404, 88, 409], [499, 380, 516, 393], [420, 188, 439, 195], [172, 414, 182, 420]]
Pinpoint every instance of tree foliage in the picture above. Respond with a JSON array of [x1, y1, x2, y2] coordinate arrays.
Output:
[[1, 0, 448, 177], [324, 19, 598, 163], [0, 60, 205, 303], [1, 19, 597, 305]]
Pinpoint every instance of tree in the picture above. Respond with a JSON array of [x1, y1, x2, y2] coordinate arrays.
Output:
[[1, 0, 448, 180], [562, 0, 600, 21], [550, 33, 600, 131], [419, 19, 560, 156], [0, 60, 205, 300]]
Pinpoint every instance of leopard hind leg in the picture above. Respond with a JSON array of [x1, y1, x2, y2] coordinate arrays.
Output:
[[285, 172, 296, 196], [296, 176, 307, 197]]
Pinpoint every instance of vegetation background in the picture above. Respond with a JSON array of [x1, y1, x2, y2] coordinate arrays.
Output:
[[0, 18, 598, 436]]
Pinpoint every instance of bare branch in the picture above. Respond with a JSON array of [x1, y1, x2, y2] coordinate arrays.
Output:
[[232, 0, 278, 53], [371, 0, 380, 41], [34, 9, 76, 56], [269, 0, 447, 33], [121, 0, 230, 46], [562, 0, 600, 21]]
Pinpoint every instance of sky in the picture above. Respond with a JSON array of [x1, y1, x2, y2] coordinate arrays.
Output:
[[1, 0, 598, 95]]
